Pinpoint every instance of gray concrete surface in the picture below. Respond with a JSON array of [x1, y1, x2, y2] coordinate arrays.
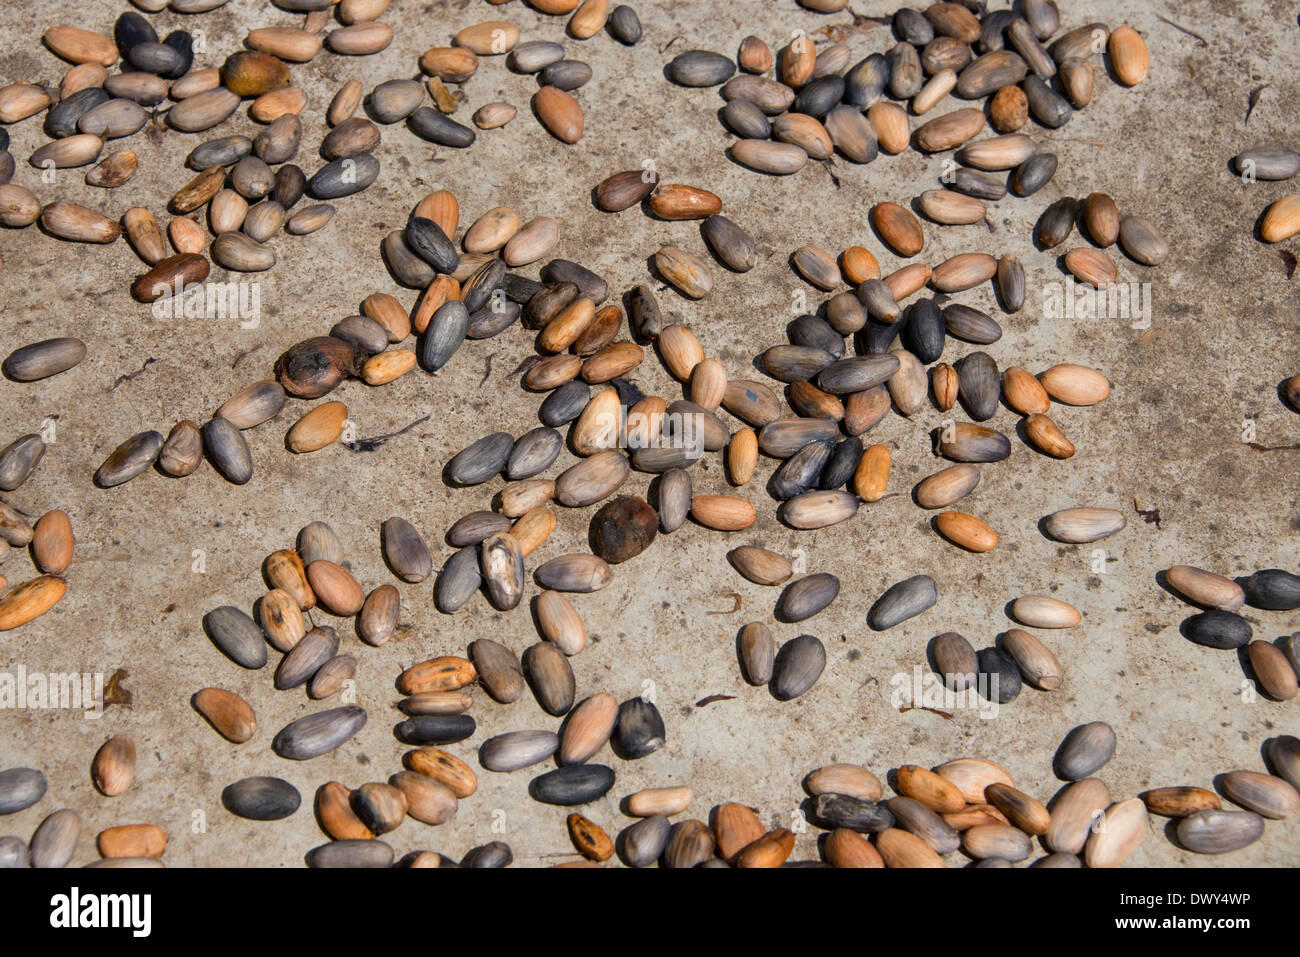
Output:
[[0, 0, 1297, 867]]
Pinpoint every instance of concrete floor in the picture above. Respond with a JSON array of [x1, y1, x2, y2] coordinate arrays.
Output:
[[0, 0, 1297, 867]]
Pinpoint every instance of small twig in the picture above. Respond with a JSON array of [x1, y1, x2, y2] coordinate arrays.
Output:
[[144, 105, 167, 147], [822, 158, 841, 190], [1133, 498, 1162, 529], [1248, 442, 1300, 452], [343, 414, 431, 453], [107, 357, 156, 392], [231, 344, 262, 369], [706, 593, 742, 615], [71, 551, 131, 563], [695, 694, 736, 707], [1246, 84, 1270, 125], [1049, 137, 1115, 148], [659, 34, 682, 54], [478, 353, 496, 387], [898, 704, 954, 720], [102, 669, 132, 710], [507, 355, 541, 380], [811, 10, 886, 43], [1156, 14, 1208, 47]]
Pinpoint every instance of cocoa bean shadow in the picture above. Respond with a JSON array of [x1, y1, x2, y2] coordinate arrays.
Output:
[[1248, 205, 1279, 244], [704, 804, 725, 838], [1275, 379, 1300, 412], [763, 467, 787, 502], [978, 91, 998, 131], [1261, 736, 1287, 776], [1210, 773, 1234, 806], [784, 251, 808, 290], [1153, 569, 1195, 607], [908, 482, 928, 508], [1038, 781, 1076, 852], [797, 795, 824, 828], [378, 240, 422, 290], [549, 709, 582, 768], [957, 392, 985, 424], [733, 625, 759, 686], [996, 387, 1023, 416], [375, 532, 409, 585], [610, 376, 644, 407], [1012, 417, 1052, 457], [1002, 169, 1020, 201], [865, 213, 898, 254], [1177, 615, 1210, 646], [1051, 725, 1083, 780], [906, 193, 931, 224], [772, 503, 805, 531], [1099, 49, 1127, 88], [772, 580, 803, 624], [1001, 600, 1021, 625], [189, 691, 213, 733], [614, 794, 638, 816], [1033, 514, 1057, 541], [583, 511, 606, 558], [525, 97, 563, 145], [718, 145, 798, 177], [923, 635, 944, 677], [1161, 817, 1190, 851], [258, 554, 277, 591], [1233, 645, 1264, 696], [638, 195, 672, 223], [645, 473, 671, 515], [711, 106, 731, 138], [765, 675, 786, 700], [644, 253, 692, 301], [883, 768, 903, 799], [698, 226, 747, 276], [926, 514, 984, 550], [309, 783, 332, 836], [522, 595, 548, 655]]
